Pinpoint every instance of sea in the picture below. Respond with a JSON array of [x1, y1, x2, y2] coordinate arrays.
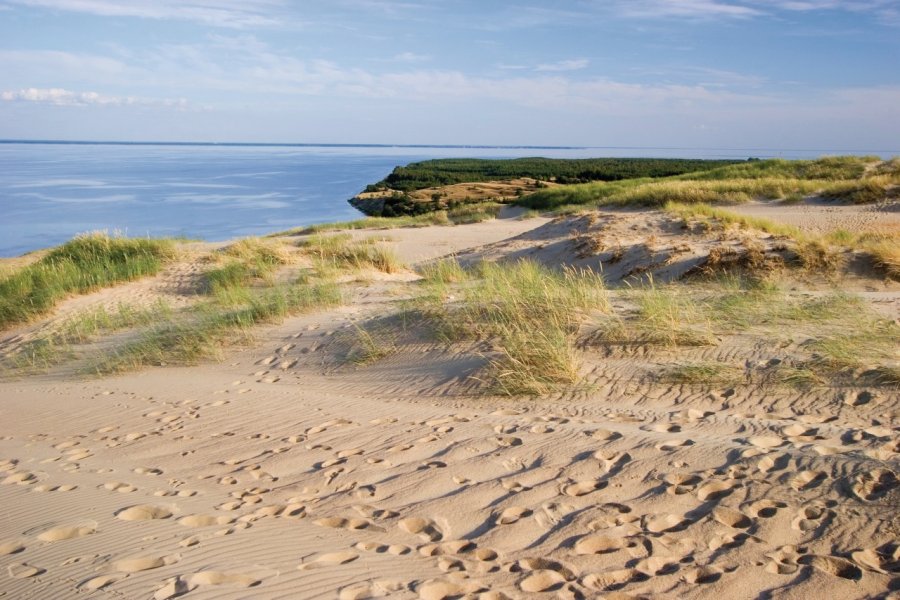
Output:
[[0, 141, 889, 258]]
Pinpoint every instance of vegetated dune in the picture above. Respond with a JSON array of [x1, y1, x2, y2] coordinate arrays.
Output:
[[0, 200, 897, 600]]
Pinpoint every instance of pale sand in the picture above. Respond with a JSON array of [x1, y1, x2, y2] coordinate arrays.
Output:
[[0, 205, 897, 599]]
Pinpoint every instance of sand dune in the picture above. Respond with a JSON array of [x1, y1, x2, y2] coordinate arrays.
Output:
[[0, 204, 897, 599]]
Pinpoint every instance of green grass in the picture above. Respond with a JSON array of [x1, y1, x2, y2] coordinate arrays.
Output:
[[59, 300, 174, 343], [0, 233, 176, 329], [409, 259, 608, 395], [516, 157, 897, 211], [298, 233, 405, 274], [345, 323, 398, 365], [602, 282, 715, 347], [94, 277, 342, 373]]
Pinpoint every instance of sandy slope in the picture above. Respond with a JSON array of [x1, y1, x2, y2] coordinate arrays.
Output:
[[0, 206, 898, 600]]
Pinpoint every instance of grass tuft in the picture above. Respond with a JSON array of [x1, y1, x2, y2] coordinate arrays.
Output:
[[299, 234, 404, 274], [0, 233, 175, 329], [410, 259, 608, 395]]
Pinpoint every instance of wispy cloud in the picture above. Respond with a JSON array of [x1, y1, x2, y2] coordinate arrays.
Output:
[[614, 0, 761, 19], [1, 87, 188, 108], [609, 0, 900, 22], [6, 0, 289, 28], [535, 59, 590, 72]]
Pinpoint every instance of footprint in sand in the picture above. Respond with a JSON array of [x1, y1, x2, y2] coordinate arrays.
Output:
[[36, 523, 97, 542], [582, 568, 641, 591], [133, 466, 163, 476], [562, 479, 606, 497], [747, 435, 785, 449], [696, 481, 735, 502], [790, 470, 827, 491], [154, 568, 275, 600], [712, 507, 751, 529], [663, 472, 700, 495], [493, 436, 523, 448], [798, 554, 862, 580], [594, 449, 630, 472], [644, 513, 688, 533], [851, 548, 890, 574], [7, 563, 46, 579], [757, 453, 789, 473], [849, 468, 897, 501], [745, 499, 786, 518], [338, 580, 408, 600], [115, 505, 174, 521], [352, 504, 399, 520], [104, 481, 138, 493], [497, 506, 532, 525], [656, 439, 694, 452], [588, 428, 622, 442], [178, 514, 235, 527], [314, 516, 381, 532], [78, 573, 127, 591], [111, 553, 180, 573], [2, 471, 38, 485], [573, 535, 633, 555], [398, 517, 444, 541], [0, 540, 26, 555], [791, 504, 834, 532], [683, 565, 723, 584], [417, 579, 486, 600], [765, 546, 802, 574], [32, 483, 77, 492], [298, 550, 359, 569]]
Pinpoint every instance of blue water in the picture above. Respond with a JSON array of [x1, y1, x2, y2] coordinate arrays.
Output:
[[0, 141, 883, 257]]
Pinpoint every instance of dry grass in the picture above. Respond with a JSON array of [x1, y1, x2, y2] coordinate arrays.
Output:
[[299, 234, 405, 274], [410, 259, 608, 395]]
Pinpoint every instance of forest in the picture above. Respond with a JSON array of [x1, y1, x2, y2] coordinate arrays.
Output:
[[364, 157, 746, 192]]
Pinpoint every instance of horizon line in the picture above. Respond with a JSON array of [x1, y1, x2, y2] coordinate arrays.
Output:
[[1, 139, 898, 155]]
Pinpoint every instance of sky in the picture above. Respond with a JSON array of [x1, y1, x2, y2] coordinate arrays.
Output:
[[0, 0, 898, 150]]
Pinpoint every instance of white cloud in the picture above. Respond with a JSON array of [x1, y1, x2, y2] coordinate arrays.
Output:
[[535, 59, 590, 72], [1, 87, 188, 108]]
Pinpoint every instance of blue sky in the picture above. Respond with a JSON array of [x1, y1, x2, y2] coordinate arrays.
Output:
[[1, 0, 898, 149]]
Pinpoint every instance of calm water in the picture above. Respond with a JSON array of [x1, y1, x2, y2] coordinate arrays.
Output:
[[0, 142, 871, 257]]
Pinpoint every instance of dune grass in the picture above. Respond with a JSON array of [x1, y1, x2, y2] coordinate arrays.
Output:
[[410, 258, 608, 395], [516, 156, 897, 212], [667, 202, 899, 279], [299, 233, 404, 274], [0, 233, 176, 330], [94, 276, 342, 373]]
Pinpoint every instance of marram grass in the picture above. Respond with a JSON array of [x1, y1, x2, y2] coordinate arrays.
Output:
[[0, 233, 176, 329]]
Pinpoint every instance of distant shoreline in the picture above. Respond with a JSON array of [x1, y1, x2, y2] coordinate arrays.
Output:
[[2, 139, 897, 155]]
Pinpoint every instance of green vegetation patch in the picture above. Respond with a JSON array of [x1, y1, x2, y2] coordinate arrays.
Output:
[[410, 258, 609, 395], [367, 157, 743, 192], [0, 233, 176, 329]]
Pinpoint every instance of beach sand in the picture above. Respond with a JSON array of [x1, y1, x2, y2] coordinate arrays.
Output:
[[0, 204, 897, 599]]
